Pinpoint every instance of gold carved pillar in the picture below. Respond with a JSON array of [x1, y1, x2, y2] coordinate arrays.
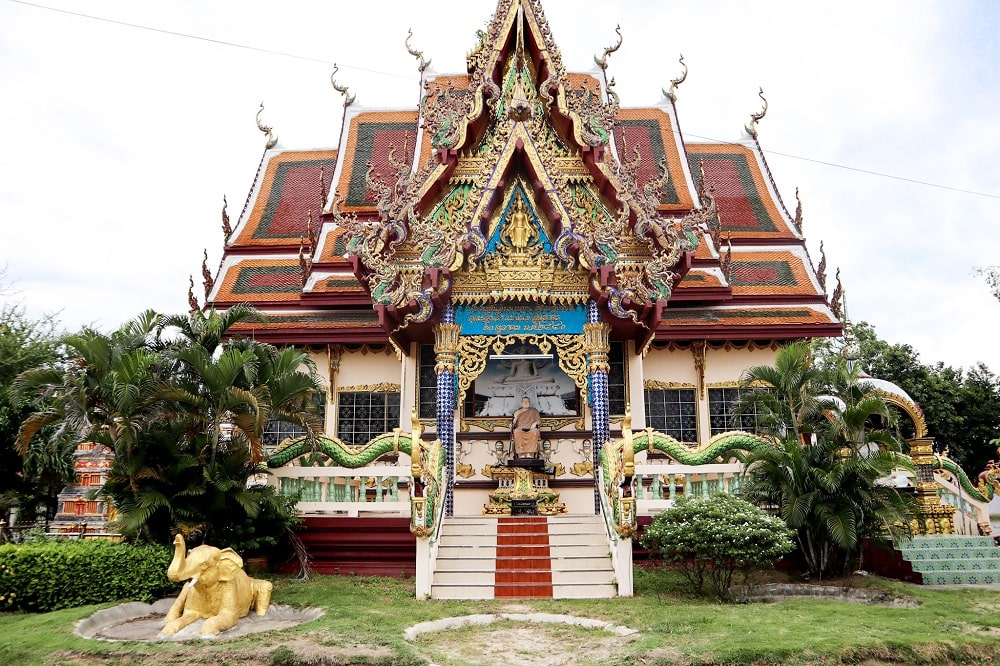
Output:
[[908, 437, 955, 535]]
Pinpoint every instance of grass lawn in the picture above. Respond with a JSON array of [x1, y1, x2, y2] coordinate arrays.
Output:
[[3, 568, 1000, 665]]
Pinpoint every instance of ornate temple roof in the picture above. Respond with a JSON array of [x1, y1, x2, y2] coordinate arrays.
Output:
[[207, 0, 840, 346]]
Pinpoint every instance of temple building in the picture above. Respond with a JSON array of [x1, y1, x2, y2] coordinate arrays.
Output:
[[198, 0, 991, 596]]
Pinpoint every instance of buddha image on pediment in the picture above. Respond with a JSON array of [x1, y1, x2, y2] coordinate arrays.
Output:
[[473, 344, 577, 417]]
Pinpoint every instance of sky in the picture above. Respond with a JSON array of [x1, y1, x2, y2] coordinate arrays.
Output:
[[2, 0, 999, 373]]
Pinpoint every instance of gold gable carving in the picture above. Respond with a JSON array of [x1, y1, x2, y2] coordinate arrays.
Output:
[[451, 247, 588, 305]]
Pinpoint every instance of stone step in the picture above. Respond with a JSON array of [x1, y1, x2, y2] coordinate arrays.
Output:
[[907, 559, 1000, 572], [551, 583, 617, 599], [902, 536, 997, 550], [551, 567, 615, 585], [920, 570, 1000, 586], [901, 547, 1000, 561]]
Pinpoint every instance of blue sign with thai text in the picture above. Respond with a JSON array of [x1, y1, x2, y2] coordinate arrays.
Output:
[[455, 304, 586, 335]]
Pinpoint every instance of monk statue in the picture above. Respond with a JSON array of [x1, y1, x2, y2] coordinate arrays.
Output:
[[511, 396, 541, 458]]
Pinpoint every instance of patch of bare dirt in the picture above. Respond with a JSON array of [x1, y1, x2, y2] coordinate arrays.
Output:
[[415, 623, 637, 666]]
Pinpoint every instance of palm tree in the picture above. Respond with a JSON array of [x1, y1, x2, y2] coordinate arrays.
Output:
[[160, 309, 325, 465], [14, 310, 165, 498], [738, 343, 915, 579]]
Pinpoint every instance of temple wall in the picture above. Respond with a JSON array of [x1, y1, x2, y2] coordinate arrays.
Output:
[[635, 344, 781, 444]]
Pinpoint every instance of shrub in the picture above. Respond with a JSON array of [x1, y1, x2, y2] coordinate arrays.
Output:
[[640, 494, 794, 601], [0, 539, 173, 612]]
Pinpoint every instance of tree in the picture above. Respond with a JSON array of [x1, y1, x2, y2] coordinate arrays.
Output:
[[641, 494, 794, 601], [974, 265, 1000, 301], [13, 307, 324, 551], [815, 321, 1000, 478], [0, 304, 63, 526], [738, 342, 916, 579]]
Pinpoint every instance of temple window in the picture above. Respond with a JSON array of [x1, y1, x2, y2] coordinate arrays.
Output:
[[262, 391, 327, 454], [337, 390, 401, 446], [607, 342, 627, 416], [708, 387, 766, 435], [417, 344, 437, 420], [644, 388, 698, 442]]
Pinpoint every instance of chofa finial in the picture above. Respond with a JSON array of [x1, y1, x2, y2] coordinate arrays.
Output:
[[405, 29, 431, 73], [330, 64, 356, 107], [187, 275, 199, 313], [256, 102, 278, 149], [594, 24, 623, 71], [793, 187, 803, 231], [201, 249, 214, 300], [664, 54, 687, 102], [221, 195, 232, 240], [745, 87, 768, 138], [830, 268, 843, 319]]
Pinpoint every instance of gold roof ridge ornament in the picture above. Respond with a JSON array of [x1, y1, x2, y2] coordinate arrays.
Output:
[[452, 194, 587, 305], [745, 87, 767, 139], [594, 24, 622, 71], [664, 54, 687, 103], [330, 64, 356, 107], [405, 29, 431, 73], [255, 102, 277, 149]]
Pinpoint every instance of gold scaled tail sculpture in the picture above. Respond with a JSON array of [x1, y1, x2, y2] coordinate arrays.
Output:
[[161, 534, 273, 636]]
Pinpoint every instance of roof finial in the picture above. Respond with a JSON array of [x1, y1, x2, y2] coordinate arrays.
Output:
[[221, 195, 232, 240], [793, 187, 803, 231], [318, 166, 328, 210], [830, 268, 843, 319], [330, 64, 356, 107], [817, 240, 827, 293], [187, 275, 199, 313], [306, 209, 318, 249], [256, 102, 278, 149], [745, 87, 768, 138], [664, 54, 687, 102], [298, 240, 311, 288], [201, 249, 214, 300], [405, 28, 431, 73], [721, 232, 733, 281], [594, 24, 623, 71]]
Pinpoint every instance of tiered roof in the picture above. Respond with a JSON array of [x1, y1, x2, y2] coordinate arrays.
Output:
[[208, 0, 840, 346]]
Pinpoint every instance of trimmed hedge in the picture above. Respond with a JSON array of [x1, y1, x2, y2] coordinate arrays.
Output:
[[0, 540, 174, 612]]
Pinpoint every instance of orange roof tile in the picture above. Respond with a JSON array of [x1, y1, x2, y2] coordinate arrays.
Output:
[[215, 259, 303, 303], [686, 143, 797, 240], [612, 108, 695, 212], [231, 150, 337, 247], [334, 111, 419, 214], [729, 250, 820, 296]]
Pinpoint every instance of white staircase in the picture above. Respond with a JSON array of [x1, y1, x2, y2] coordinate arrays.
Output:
[[431, 514, 617, 600]]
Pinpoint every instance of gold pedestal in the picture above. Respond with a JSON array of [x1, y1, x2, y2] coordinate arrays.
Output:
[[483, 466, 567, 515]]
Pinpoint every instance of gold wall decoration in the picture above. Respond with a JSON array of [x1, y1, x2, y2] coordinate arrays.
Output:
[[643, 380, 696, 390], [584, 322, 611, 373], [691, 340, 707, 399], [459, 416, 582, 433], [433, 322, 461, 374], [338, 383, 401, 393], [876, 389, 928, 438], [456, 334, 588, 410]]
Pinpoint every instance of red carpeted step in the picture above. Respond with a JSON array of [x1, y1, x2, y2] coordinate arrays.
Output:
[[494, 516, 552, 598]]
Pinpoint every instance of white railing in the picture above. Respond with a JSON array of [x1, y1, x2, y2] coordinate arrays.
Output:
[[934, 471, 989, 536], [596, 465, 633, 598], [269, 465, 411, 517], [633, 462, 745, 515]]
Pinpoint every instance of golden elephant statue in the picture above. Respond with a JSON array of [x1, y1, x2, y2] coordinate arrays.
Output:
[[161, 534, 273, 636]]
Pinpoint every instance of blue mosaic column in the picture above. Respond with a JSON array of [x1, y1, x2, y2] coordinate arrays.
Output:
[[433, 304, 460, 517], [586, 300, 611, 515]]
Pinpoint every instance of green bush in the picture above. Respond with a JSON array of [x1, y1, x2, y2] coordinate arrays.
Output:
[[0, 539, 174, 612], [640, 494, 794, 601]]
